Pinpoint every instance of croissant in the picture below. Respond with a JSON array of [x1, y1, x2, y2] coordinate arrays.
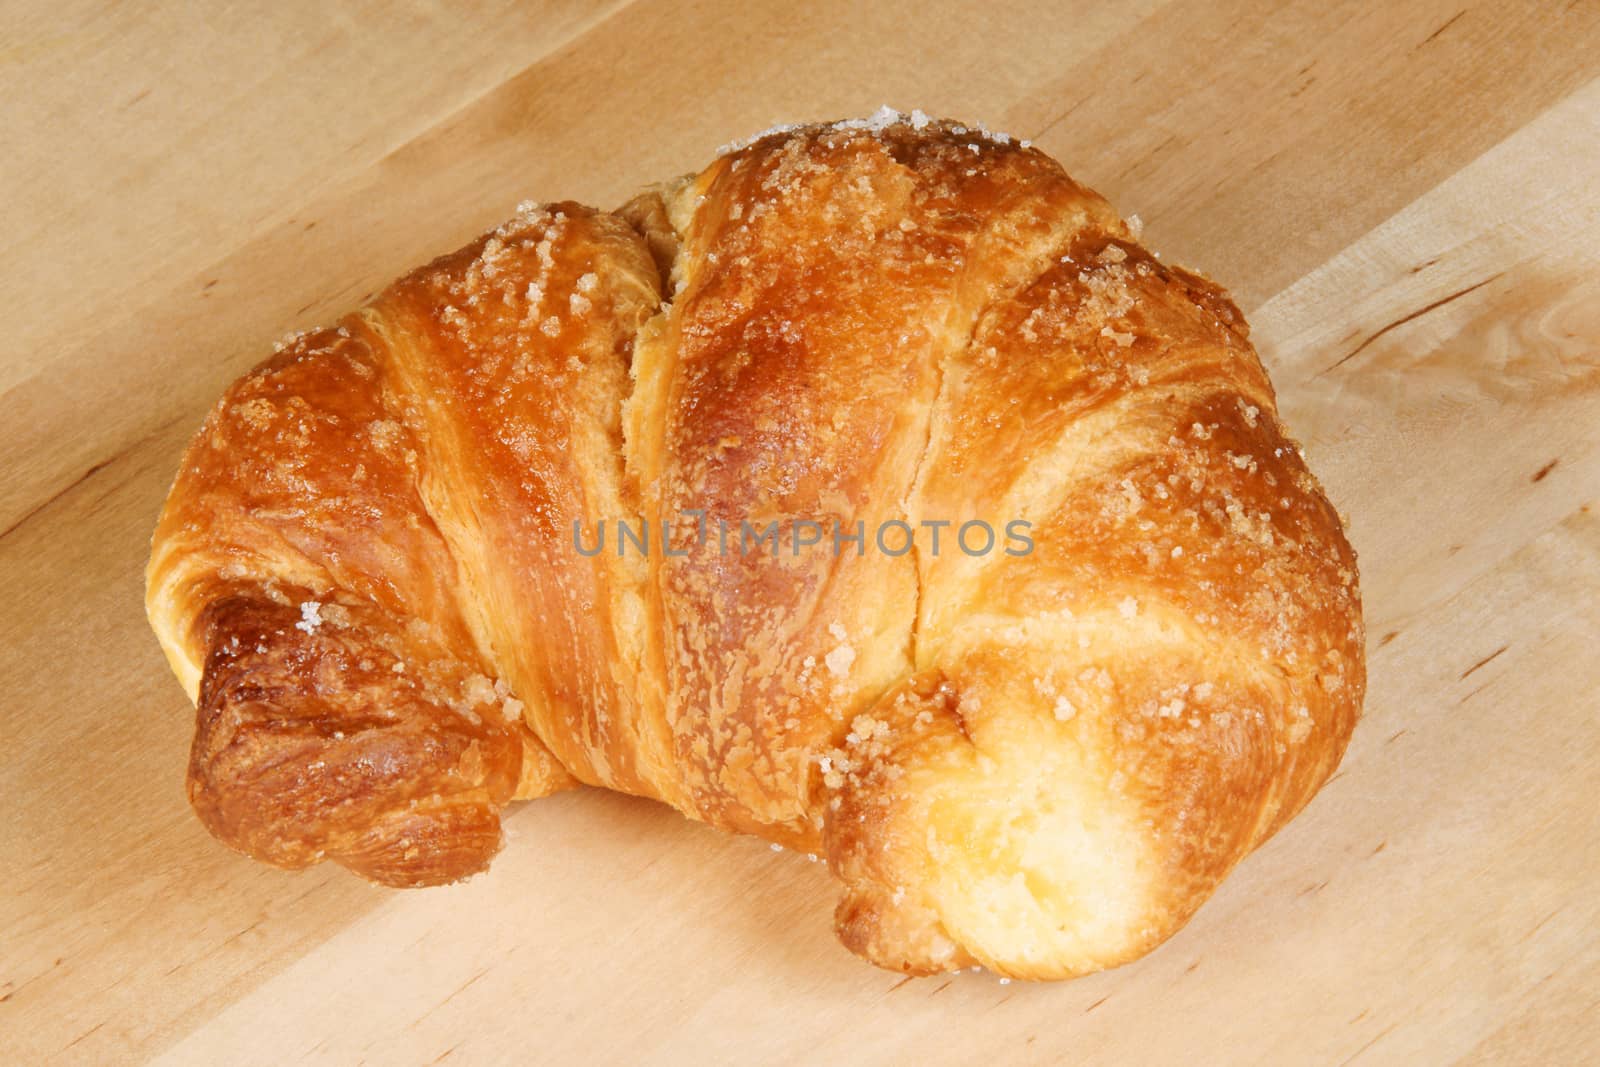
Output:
[[147, 110, 1364, 979]]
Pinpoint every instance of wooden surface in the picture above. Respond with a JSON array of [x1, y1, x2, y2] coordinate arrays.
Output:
[[4, 2, 1599, 1063]]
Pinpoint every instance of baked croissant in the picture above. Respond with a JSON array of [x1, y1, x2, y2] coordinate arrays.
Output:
[[147, 110, 1363, 979]]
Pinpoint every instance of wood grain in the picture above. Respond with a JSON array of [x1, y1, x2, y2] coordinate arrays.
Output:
[[3, 1, 1597, 1062]]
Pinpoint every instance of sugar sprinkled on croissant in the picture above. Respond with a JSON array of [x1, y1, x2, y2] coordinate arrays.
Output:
[[147, 110, 1363, 979]]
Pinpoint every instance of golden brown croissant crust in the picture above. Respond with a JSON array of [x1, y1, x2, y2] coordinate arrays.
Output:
[[148, 112, 1363, 979]]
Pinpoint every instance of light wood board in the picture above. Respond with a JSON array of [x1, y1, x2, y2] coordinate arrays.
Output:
[[3, 1, 1598, 1063]]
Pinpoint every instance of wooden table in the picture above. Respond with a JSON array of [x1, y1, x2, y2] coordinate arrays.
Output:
[[4, 2, 1598, 1062]]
